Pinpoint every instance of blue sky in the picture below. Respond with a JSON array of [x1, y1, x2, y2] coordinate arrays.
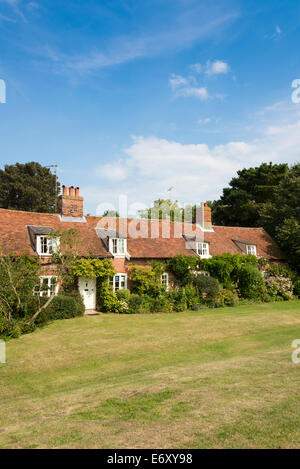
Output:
[[0, 0, 300, 215]]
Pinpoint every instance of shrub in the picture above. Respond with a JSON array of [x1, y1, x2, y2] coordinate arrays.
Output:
[[168, 288, 188, 312], [129, 266, 159, 296], [128, 294, 144, 313], [116, 300, 130, 314], [44, 295, 79, 320], [238, 265, 266, 300], [97, 282, 119, 313], [63, 290, 85, 315], [200, 254, 258, 285], [217, 288, 239, 307], [151, 295, 173, 313], [265, 276, 294, 300], [191, 304, 208, 311], [183, 284, 200, 309], [116, 289, 131, 302], [167, 255, 197, 286], [193, 275, 220, 301], [294, 279, 300, 297]]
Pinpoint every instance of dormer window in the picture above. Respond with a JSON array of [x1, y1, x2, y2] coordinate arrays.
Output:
[[109, 238, 126, 256], [36, 236, 59, 256], [246, 244, 257, 256], [196, 242, 210, 258]]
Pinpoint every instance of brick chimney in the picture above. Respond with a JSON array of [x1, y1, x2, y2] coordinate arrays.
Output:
[[58, 185, 84, 218], [195, 202, 212, 230]]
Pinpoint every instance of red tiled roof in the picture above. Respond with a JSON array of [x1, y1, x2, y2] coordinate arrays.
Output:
[[0, 208, 110, 257], [0, 209, 286, 260]]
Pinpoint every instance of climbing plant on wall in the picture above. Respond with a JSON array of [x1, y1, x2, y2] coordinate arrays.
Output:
[[71, 258, 115, 278]]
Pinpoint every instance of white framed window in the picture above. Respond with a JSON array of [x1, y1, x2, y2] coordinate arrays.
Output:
[[109, 273, 127, 292], [109, 238, 126, 256], [196, 242, 210, 258], [246, 245, 257, 256], [36, 236, 59, 256], [161, 273, 169, 290], [34, 276, 58, 297]]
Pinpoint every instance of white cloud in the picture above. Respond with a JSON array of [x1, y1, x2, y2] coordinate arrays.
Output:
[[83, 113, 300, 215], [205, 60, 230, 75], [189, 60, 230, 76], [169, 74, 188, 90], [198, 117, 212, 125], [189, 63, 202, 74], [176, 86, 209, 100], [97, 161, 128, 181]]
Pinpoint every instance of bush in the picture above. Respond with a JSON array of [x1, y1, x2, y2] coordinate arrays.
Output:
[[129, 266, 160, 296], [200, 253, 258, 285], [151, 295, 173, 313], [294, 279, 300, 297], [183, 284, 200, 309], [167, 255, 197, 286], [63, 290, 85, 315], [44, 295, 79, 320], [193, 275, 220, 301], [238, 265, 266, 300], [265, 276, 294, 300], [116, 289, 131, 302], [128, 294, 144, 313], [168, 288, 188, 312], [217, 288, 239, 307], [97, 282, 119, 313]]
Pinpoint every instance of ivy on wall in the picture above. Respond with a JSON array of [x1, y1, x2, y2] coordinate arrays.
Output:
[[72, 258, 115, 279]]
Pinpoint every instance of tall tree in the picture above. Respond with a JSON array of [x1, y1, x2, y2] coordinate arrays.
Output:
[[212, 162, 289, 227], [212, 162, 300, 270], [139, 199, 184, 222], [0, 162, 60, 213]]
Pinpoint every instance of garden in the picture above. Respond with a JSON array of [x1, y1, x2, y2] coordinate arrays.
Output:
[[1, 225, 299, 340], [96, 253, 299, 315]]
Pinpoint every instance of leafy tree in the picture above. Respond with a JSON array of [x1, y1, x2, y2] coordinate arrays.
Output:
[[139, 199, 184, 222], [212, 163, 300, 271], [139, 199, 213, 223], [0, 162, 60, 213], [212, 162, 289, 227], [101, 210, 120, 217]]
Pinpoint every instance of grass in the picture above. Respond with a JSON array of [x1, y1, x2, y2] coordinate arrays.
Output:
[[1, 301, 300, 448]]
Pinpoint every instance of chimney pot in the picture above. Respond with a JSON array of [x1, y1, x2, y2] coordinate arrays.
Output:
[[75, 187, 80, 197], [69, 186, 74, 197], [62, 185, 68, 196]]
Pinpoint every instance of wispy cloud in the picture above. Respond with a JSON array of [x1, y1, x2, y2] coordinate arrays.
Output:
[[44, 9, 238, 75], [176, 86, 209, 100], [0, 0, 26, 22], [169, 74, 188, 90], [169, 59, 230, 100], [198, 117, 212, 125], [265, 25, 282, 40]]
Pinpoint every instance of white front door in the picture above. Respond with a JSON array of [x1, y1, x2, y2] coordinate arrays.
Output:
[[79, 277, 96, 310]]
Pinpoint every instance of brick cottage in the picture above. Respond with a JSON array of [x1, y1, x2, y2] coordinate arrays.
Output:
[[0, 185, 285, 310]]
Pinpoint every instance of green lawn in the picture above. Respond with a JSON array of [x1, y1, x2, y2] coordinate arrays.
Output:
[[1, 301, 300, 449]]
